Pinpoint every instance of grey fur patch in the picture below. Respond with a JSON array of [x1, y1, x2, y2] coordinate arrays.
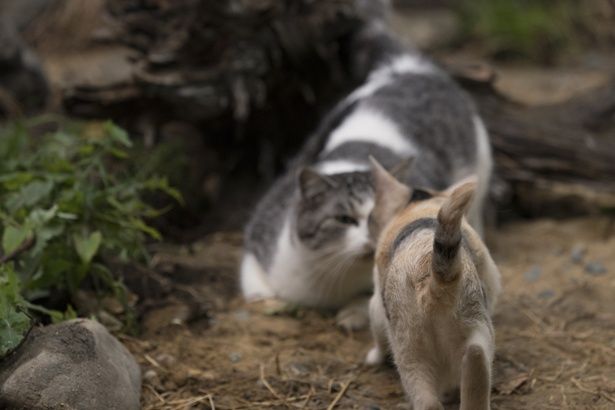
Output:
[[320, 142, 405, 176], [391, 218, 437, 254]]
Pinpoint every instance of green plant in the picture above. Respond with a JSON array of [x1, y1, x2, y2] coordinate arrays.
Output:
[[0, 264, 30, 357], [458, 0, 577, 62], [0, 118, 181, 354]]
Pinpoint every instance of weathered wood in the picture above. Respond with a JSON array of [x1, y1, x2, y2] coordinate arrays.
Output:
[[450, 62, 615, 215], [7, 0, 615, 217]]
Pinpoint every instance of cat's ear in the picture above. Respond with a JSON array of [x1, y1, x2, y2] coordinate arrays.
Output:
[[298, 168, 337, 198], [369, 156, 412, 238]]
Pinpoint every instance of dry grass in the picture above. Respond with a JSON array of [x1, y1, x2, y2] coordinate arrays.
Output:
[[123, 217, 615, 409]]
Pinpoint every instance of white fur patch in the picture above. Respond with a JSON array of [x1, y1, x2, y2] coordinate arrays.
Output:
[[266, 211, 374, 309], [324, 109, 415, 156], [346, 75, 391, 102], [344, 198, 375, 253], [240, 253, 275, 300], [345, 54, 435, 104], [317, 160, 369, 175], [371, 54, 435, 79]]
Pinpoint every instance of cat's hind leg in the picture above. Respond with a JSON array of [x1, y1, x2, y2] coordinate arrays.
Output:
[[460, 329, 493, 410], [240, 252, 274, 300], [399, 367, 443, 410]]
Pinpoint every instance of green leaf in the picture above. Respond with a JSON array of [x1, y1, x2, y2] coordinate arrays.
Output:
[[73, 231, 102, 264], [0, 172, 34, 190], [2, 226, 31, 254], [0, 265, 32, 357], [144, 176, 184, 205], [104, 121, 132, 147], [129, 218, 161, 240], [0, 308, 31, 357], [27, 205, 58, 228], [6, 180, 54, 212]]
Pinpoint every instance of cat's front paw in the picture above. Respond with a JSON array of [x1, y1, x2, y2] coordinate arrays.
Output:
[[365, 345, 384, 365], [336, 303, 369, 331]]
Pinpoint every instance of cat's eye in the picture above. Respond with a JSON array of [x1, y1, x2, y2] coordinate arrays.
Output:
[[335, 215, 358, 225]]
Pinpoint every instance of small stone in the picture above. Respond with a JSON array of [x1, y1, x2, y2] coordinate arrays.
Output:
[[143, 369, 158, 381], [229, 352, 242, 363], [571, 244, 586, 264], [169, 369, 190, 387], [524, 266, 542, 282], [233, 309, 250, 321], [155, 353, 176, 368], [585, 261, 607, 276], [537, 289, 555, 300], [142, 303, 192, 333], [289, 362, 310, 377], [365, 405, 380, 410]]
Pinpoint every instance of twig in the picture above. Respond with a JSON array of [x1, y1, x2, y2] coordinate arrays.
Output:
[[145, 384, 165, 404], [571, 377, 615, 403], [326, 379, 352, 410], [0, 236, 35, 264], [299, 387, 314, 409], [144, 354, 164, 370], [260, 364, 287, 404], [168, 394, 211, 408]]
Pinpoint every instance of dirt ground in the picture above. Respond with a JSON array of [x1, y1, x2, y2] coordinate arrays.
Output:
[[122, 216, 615, 410]]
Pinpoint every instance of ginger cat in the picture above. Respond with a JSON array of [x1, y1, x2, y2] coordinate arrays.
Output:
[[365, 158, 501, 410]]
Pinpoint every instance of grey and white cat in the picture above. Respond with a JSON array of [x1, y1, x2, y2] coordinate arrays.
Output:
[[240, 36, 492, 328]]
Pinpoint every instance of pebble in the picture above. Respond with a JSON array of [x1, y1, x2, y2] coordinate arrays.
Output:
[[289, 362, 310, 377], [570, 244, 586, 264], [524, 266, 542, 282], [537, 289, 555, 300], [155, 353, 176, 368], [229, 352, 242, 363], [233, 309, 250, 321], [585, 261, 607, 276], [143, 369, 158, 381]]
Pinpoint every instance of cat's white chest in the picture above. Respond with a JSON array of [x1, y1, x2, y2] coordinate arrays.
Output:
[[268, 217, 372, 308]]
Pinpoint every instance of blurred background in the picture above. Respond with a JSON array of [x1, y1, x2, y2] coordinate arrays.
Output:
[[1, 1, 615, 409], [3, 0, 615, 231]]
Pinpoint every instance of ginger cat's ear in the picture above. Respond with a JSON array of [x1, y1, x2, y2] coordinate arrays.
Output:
[[368, 156, 413, 239]]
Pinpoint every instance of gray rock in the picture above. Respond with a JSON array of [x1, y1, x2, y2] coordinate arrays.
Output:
[[570, 244, 586, 264], [524, 265, 542, 282], [585, 261, 607, 276], [229, 351, 242, 363], [0, 319, 141, 410], [538, 289, 555, 300]]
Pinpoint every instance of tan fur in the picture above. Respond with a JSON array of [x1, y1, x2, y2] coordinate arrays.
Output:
[[365, 162, 501, 410]]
